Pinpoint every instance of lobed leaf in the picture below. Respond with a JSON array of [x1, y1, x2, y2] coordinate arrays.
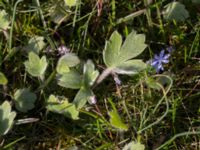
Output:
[[103, 30, 147, 75], [119, 31, 146, 62], [24, 52, 48, 77], [14, 88, 37, 112], [0, 101, 16, 136]]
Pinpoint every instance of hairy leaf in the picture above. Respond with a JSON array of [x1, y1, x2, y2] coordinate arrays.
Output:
[[57, 70, 82, 89], [14, 88, 37, 112], [103, 31, 147, 75], [46, 95, 79, 120], [103, 31, 122, 67], [83, 60, 99, 88], [24, 52, 48, 77], [113, 59, 146, 75], [0, 101, 16, 135], [119, 31, 146, 62]]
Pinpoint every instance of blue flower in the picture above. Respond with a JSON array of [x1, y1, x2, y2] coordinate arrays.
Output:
[[150, 50, 170, 73]]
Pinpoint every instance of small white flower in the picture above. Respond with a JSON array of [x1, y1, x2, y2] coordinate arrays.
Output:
[[88, 96, 97, 105], [57, 45, 70, 55]]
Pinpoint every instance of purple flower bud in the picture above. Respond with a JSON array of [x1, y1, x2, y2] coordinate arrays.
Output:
[[114, 75, 122, 85]]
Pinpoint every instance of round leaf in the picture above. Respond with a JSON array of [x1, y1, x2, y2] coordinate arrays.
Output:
[[163, 2, 189, 22], [14, 88, 37, 112]]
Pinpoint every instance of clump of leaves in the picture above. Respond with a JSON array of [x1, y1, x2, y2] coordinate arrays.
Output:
[[14, 88, 37, 113], [0, 101, 16, 136], [57, 58, 99, 109]]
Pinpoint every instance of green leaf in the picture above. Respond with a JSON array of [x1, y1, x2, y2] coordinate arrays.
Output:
[[113, 59, 146, 75], [56, 53, 80, 74], [108, 98, 128, 131], [163, 2, 189, 22], [23, 36, 46, 54], [57, 70, 82, 89], [73, 88, 93, 109], [103, 31, 147, 75], [119, 31, 146, 62], [24, 52, 48, 77], [122, 141, 145, 150], [109, 109, 128, 131], [46, 95, 79, 120], [0, 101, 16, 136], [83, 60, 99, 88], [103, 31, 122, 67], [0, 10, 10, 32], [64, 0, 77, 7], [14, 88, 37, 112], [0, 72, 8, 85]]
